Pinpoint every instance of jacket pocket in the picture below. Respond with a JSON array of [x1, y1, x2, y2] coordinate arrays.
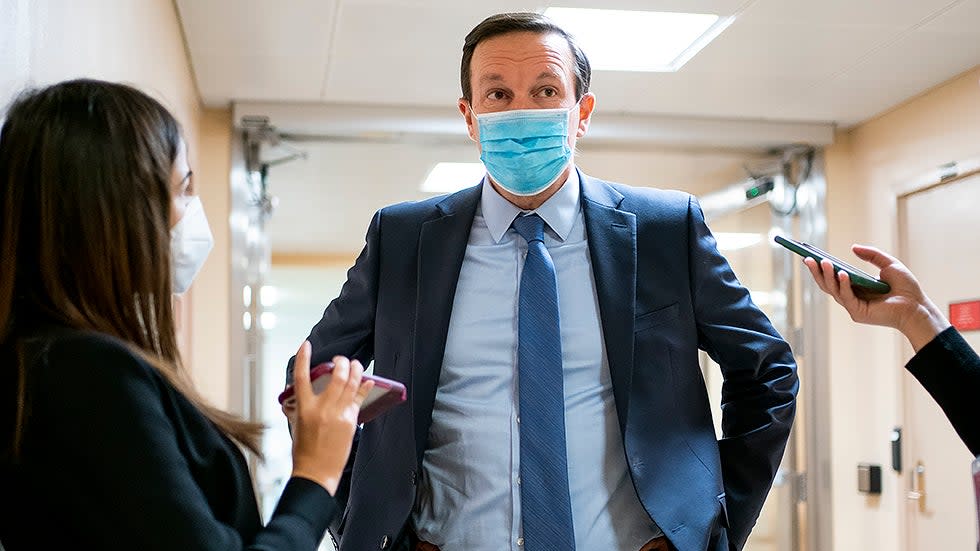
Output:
[[634, 303, 679, 333]]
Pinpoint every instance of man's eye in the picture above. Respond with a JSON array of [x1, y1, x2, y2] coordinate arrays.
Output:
[[539, 88, 557, 97], [486, 90, 506, 100]]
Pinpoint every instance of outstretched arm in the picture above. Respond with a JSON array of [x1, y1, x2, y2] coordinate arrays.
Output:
[[804, 244, 979, 454]]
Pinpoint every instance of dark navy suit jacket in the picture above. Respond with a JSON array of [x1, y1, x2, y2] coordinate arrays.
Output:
[[291, 172, 799, 551]]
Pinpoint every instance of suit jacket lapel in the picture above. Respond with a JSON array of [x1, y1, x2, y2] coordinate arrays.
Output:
[[412, 185, 481, 462], [580, 172, 637, 434]]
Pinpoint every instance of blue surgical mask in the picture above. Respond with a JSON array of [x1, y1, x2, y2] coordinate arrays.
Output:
[[476, 106, 574, 196]]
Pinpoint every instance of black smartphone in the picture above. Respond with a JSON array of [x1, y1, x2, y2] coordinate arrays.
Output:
[[774, 235, 891, 294]]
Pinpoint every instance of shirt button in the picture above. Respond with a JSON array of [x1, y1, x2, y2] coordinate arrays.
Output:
[[517, 537, 525, 546], [516, 416, 521, 425], [380, 535, 389, 549], [517, 476, 522, 486]]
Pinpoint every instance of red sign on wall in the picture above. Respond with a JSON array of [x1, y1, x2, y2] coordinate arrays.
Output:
[[949, 300, 980, 332]]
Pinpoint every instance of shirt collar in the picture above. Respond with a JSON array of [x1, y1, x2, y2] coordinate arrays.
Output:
[[481, 168, 581, 244]]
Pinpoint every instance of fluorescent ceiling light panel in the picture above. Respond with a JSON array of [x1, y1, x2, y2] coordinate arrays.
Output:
[[421, 162, 485, 193], [544, 7, 733, 72]]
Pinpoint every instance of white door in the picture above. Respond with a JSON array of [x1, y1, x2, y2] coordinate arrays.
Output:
[[899, 172, 980, 550]]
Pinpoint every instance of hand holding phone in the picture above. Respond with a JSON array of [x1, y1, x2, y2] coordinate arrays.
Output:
[[775, 235, 891, 294], [280, 363, 407, 424]]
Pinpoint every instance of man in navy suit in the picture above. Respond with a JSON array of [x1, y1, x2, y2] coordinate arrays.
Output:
[[288, 12, 798, 551]]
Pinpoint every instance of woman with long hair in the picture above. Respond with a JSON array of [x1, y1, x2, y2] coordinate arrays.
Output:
[[0, 79, 372, 549]]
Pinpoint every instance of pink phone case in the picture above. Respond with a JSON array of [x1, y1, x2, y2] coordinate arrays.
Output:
[[278, 363, 406, 423]]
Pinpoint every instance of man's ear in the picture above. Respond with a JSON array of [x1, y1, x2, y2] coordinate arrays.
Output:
[[575, 93, 596, 138], [459, 98, 478, 142]]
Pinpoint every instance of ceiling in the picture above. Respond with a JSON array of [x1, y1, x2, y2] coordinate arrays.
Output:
[[176, 0, 980, 128]]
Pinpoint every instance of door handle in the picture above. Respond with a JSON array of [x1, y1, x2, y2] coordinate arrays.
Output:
[[906, 461, 926, 513]]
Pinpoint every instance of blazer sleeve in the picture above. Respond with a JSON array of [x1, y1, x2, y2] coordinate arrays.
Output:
[[38, 336, 336, 550], [686, 196, 800, 549], [905, 327, 980, 456]]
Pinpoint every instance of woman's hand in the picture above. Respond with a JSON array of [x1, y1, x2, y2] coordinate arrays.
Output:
[[287, 341, 373, 495], [804, 244, 950, 352]]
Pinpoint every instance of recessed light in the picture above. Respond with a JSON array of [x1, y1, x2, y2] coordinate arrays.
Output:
[[544, 7, 733, 72]]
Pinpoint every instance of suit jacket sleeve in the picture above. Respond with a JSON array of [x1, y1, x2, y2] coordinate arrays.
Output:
[[686, 196, 799, 549], [285, 209, 383, 515], [40, 335, 336, 550], [905, 327, 980, 456]]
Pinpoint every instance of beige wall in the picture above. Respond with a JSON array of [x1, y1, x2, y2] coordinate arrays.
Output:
[[824, 66, 980, 550], [190, 108, 234, 409], [1, 0, 234, 407]]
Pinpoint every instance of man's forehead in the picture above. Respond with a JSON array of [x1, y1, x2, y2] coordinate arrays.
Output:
[[472, 31, 573, 68]]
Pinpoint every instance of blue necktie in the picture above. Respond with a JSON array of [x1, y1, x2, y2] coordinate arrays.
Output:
[[512, 214, 575, 550]]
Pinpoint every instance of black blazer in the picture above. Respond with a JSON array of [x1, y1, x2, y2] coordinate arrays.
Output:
[[0, 328, 335, 550], [293, 173, 798, 551], [905, 327, 980, 456]]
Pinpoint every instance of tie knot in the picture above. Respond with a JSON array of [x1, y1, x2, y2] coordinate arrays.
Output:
[[512, 213, 545, 244]]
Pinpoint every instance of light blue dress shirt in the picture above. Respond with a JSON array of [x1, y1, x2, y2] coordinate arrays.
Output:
[[412, 170, 663, 550]]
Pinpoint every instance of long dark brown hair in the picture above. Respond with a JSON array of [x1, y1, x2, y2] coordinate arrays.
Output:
[[0, 79, 261, 458]]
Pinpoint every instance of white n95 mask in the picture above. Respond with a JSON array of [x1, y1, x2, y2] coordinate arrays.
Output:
[[170, 196, 214, 294]]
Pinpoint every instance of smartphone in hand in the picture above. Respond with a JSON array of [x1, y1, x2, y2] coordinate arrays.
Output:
[[775, 235, 891, 294], [279, 363, 407, 423]]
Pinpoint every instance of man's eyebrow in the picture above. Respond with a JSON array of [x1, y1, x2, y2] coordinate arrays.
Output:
[[479, 74, 505, 84], [535, 70, 562, 81]]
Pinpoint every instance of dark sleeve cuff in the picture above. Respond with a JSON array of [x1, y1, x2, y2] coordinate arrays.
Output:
[[905, 326, 980, 455], [272, 477, 338, 538], [906, 326, 964, 381]]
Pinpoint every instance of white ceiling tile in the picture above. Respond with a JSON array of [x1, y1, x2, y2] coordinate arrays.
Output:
[[683, 18, 897, 79], [176, 0, 338, 104], [192, 54, 328, 104], [787, 28, 980, 126], [921, 0, 980, 33], [533, 0, 747, 15], [321, 2, 484, 104], [337, 0, 747, 15], [740, 0, 960, 26], [587, 70, 823, 121]]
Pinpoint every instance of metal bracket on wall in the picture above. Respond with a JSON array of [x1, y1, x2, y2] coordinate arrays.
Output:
[[698, 145, 815, 221], [240, 116, 309, 220]]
